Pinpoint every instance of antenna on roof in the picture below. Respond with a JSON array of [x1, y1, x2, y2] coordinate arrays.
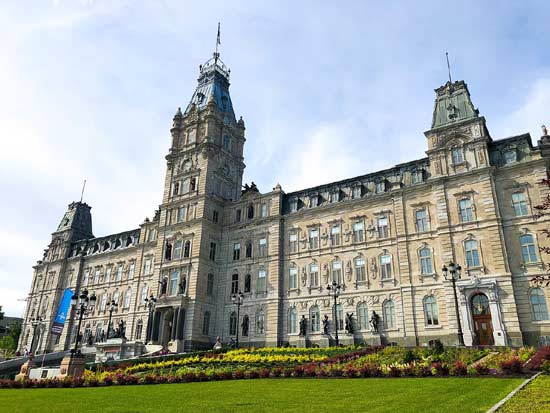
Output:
[[214, 22, 221, 66], [445, 52, 452, 84], [80, 179, 86, 203]]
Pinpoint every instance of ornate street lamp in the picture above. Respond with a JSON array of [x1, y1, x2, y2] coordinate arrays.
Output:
[[70, 289, 97, 358], [144, 295, 157, 343], [442, 262, 465, 346], [29, 317, 45, 355], [327, 281, 342, 347], [106, 299, 119, 340], [231, 291, 244, 349]]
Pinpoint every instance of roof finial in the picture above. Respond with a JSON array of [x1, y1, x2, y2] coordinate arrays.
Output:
[[445, 52, 452, 84], [214, 22, 221, 66]]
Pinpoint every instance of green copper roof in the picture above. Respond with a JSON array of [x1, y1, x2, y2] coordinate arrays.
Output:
[[431, 80, 479, 129]]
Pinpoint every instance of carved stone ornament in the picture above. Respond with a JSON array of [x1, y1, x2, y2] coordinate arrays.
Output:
[[323, 298, 331, 308], [370, 258, 377, 279], [301, 266, 307, 287], [472, 124, 482, 138], [322, 264, 329, 284], [346, 260, 352, 281]]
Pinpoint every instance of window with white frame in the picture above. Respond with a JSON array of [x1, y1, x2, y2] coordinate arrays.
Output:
[[331, 260, 342, 283], [310, 306, 320, 332], [128, 262, 135, 279], [169, 269, 179, 296], [257, 268, 267, 292], [289, 265, 298, 289], [135, 320, 143, 340], [465, 239, 480, 267], [355, 257, 366, 282], [335, 304, 344, 330], [94, 268, 100, 284], [377, 217, 389, 238], [173, 240, 183, 259], [352, 186, 362, 199], [288, 308, 297, 334], [256, 310, 265, 334], [451, 147, 463, 164], [113, 290, 120, 306], [380, 254, 392, 279], [520, 234, 538, 263], [459, 198, 474, 223], [123, 289, 131, 309], [100, 293, 107, 312], [512, 192, 529, 217], [260, 203, 268, 217], [258, 238, 267, 256], [503, 149, 517, 164], [375, 181, 385, 193], [330, 190, 339, 203], [309, 228, 319, 249], [415, 209, 429, 232], [147, 228, 156, 242], [289, 199, 298, 212], [231, 274, 239, 295], [143, 258, 152, 276], [309, 263, 319, 287], [310, 195, 318, 207], [411, 170, 423, 184], [353, 221, 365, 243], [357, 302, 368, 329], [383, 300, 396, 329], [530, 288, 549, 321], [141, 285, 148, 304], [424, 296, 439, 325], [330, 224, 341, 246], [289, 232, 298, 253], [116, 264, 123, 281], [177, 206, 187, 222], [233, 243, 240, 261], [419, 247, 433, 274]]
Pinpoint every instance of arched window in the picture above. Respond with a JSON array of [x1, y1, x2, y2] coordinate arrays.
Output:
[[202, 311, 210, 335], [309, 263, 319, 287], [383, 300, 396, 329], [184, 240, 191, 258], [229, 312, 237, 335], [247, 204, 254, 219], [530, 288, 549, 321], [310, 306, 320, 332], [465, 240, 480, 267], [231, 274, 239, 295], [335, 304, 344, 330], [331, 260, 342, 284], [289, 265, 298, 289], [123, 289, 131, 309], [355, 257, 366, 282], [102, 241, 110, 252], [190, 177, 196, 192], [165, 243, 172, 261], [288, 307, 297, 334], [242, 315, 249, 336], [256, 309, 265, 335], [424, 296, 439, 325], [126, 236, 133, 247], [419, 247, 433, 274], [135, 319, 143, 340], [380, 254, 392, 279], [520, 234, 538, 263], [357, 302, 368, 330], [244, 274, 251, 293], [173, 240, 183, 259], [245, 242, 252, 258]]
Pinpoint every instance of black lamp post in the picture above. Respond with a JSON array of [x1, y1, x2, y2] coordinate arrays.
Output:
[[29, 317, 45, 355], [442, 262, 465, 347], [231, 291, 244, 349], [70, 289, 96, 358], [144, 294, 157, 343], [106, 299, 118, 340], [327, 281, 342, 347]]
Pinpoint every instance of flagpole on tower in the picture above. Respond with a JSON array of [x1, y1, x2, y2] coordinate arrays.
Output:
[[445, 52, 452, 84], [214, 22, 221, 67]]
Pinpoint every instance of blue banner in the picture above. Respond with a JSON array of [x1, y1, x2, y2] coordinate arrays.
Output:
[[51, 288, 73, 335]]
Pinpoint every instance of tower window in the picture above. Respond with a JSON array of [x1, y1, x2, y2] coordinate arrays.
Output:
[[223, 135, 231, 150], [503, 150, 517, 164], [452, 147, 464, 165], [247, 204, 254, 219]]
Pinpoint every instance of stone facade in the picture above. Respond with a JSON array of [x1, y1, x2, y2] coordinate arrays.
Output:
[[18, 53, 550, 353]]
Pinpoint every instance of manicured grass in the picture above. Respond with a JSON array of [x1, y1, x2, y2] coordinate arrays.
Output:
[[499, 375, 550, 412], [0, 378, 522, 412]]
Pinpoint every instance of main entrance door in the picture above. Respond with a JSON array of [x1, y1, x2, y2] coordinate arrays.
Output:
[[471, 293, 494, 345]]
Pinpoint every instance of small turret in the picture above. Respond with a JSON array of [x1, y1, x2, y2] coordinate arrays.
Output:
[[538, 124, 550, 156]]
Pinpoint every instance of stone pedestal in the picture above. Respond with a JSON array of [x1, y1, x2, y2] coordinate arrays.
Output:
[[316, 335, 330, 348], [338, 333, 355, 347], [94, 339, 145, 363], [15, 355, 36, 381], [289, 336, 307, 348], [58, 355, 85, 378], [168, 339, 185, 354]]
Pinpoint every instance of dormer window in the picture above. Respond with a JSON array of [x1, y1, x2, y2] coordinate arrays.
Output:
[[375, 181, 385, 194], [352, 186, 362, 199], [310, 195, 318, 208], [289, 199, 298, 212], [451, 147, 464, 165], [411, 170, 423, 184], [503, 149, 517, 164]]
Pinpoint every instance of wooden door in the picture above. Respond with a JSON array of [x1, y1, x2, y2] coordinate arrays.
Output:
[[471, 293, 494, 345]]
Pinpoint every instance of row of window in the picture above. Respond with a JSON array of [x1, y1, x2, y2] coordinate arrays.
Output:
[[230, 269, 267, 295], [165, 239, 191, 261], [228, 309, 266, 336], [96, 289, 132, 312], [166, 203, 195, 225], [232, 238, 268, 260], [234, 202, 269, 223], [172, 176, 197, 197], [73, 234, 138, 257]]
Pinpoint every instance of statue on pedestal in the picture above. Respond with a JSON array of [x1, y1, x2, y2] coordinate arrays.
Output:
[[369, 311, 380, 333], [299, 315, 307, 337], [345, 313, 354, 334], [322, 315, 329, 335]]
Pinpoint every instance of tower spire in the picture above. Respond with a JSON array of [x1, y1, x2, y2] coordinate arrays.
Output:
[[445, 52, 452, 84], [214, 22, 221, 66]]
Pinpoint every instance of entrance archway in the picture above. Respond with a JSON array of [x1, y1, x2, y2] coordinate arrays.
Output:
[[470, 293, 494, 345]]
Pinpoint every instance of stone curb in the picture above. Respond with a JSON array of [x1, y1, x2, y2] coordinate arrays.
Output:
[[486, 372, 542, 413]]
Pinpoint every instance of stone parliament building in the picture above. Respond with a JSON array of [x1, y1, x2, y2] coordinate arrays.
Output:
[[18, 50, 550, 354]]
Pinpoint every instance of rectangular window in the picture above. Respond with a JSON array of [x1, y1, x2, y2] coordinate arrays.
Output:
[[376, 182, 385, 193], [289, 233, 298, 253], [202, 312, 210, 335], [260, 203, 268, 217], [105, 266, 112, 283], [124, 289, 131, 309], [209, 242, 216, 261], [380, 255, 392, 279], [377, 217, 389, 238], [128, 262, 135, 279], [465, 241, 480, 267], [116, 264, 123, 281], [353, 221, 365, 243], [213, 210, 219, 223], [512, 192, 528, 217], [352, 186, 362, 199], [141, 285, 148, 303], [173, 240, 183, 259], [459, 199, 474, 223], [330, 225, 341, 246], [235, 209, 241, 223], [258, 238, 267, 257], [289, 266, 297, 289], [169, 269, 179, 296], [257, 268, 267, 292], [355, 258, 366, 282], [330, 191, 339, 203], [411, 170, 423, 184], [290, 200, 298, 212], [177, 206, 187, 222], [310, 195, 318, 207], [309, 228, 319, 249], [231, 274, 239, 295], [233, 243, 241, 261], [332, 261, 342, 283], [207, 273, 214, 296], [310, 264, 319, 287], [143, 258, 152, 276], [415, 209, 429, 232], [94, 268, 100, 284], [452, 148, 464, 164]]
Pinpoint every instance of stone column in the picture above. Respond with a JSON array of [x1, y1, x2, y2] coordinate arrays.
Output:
[[171, 308, 179, 340], [176, 307, 185, 340]]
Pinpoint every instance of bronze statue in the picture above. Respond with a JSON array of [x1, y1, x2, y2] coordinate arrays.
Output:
[[322, 315, 329, 335], [369, 311, 380, 333], [543, 124, 548, 137], [160, 277, 168, 295], [345, 312, 354, 334], [299, 315, 307, 337]]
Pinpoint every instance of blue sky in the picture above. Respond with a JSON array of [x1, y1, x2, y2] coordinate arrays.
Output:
[[1, 0, 549, 316]]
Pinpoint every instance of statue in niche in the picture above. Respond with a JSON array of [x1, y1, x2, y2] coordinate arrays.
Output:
[[369, 311, 380, 333], [322, 264, 329, 284], [370, 258, 377, 279], [299, 315, 307, 337], [301, 267, 307, 287], [159, 277, 168, 296], [345, 313, 354, 334], [179, 276, 187, 295], [346, 261, 352, 281], [322, 315, 329, 335]]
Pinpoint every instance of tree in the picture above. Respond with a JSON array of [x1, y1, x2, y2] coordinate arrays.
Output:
[[8, 321, 21, 350], [533, 178, 550, 286], [0, 305, 4, 321], [0, 335, 14, 358]]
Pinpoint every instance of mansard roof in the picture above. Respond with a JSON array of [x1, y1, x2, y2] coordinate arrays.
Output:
[[431, 80, 479, 130], [70, 228, 141, 258]]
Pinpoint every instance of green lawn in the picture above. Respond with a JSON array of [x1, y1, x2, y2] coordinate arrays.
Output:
[[0, 378, 523, 412], [499, 375, 550, 412]]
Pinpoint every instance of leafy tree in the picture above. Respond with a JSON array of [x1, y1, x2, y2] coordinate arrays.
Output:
[[0, 336, 14, 358], [533, 178, 550, 286], [8, 321, 21, 349]]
